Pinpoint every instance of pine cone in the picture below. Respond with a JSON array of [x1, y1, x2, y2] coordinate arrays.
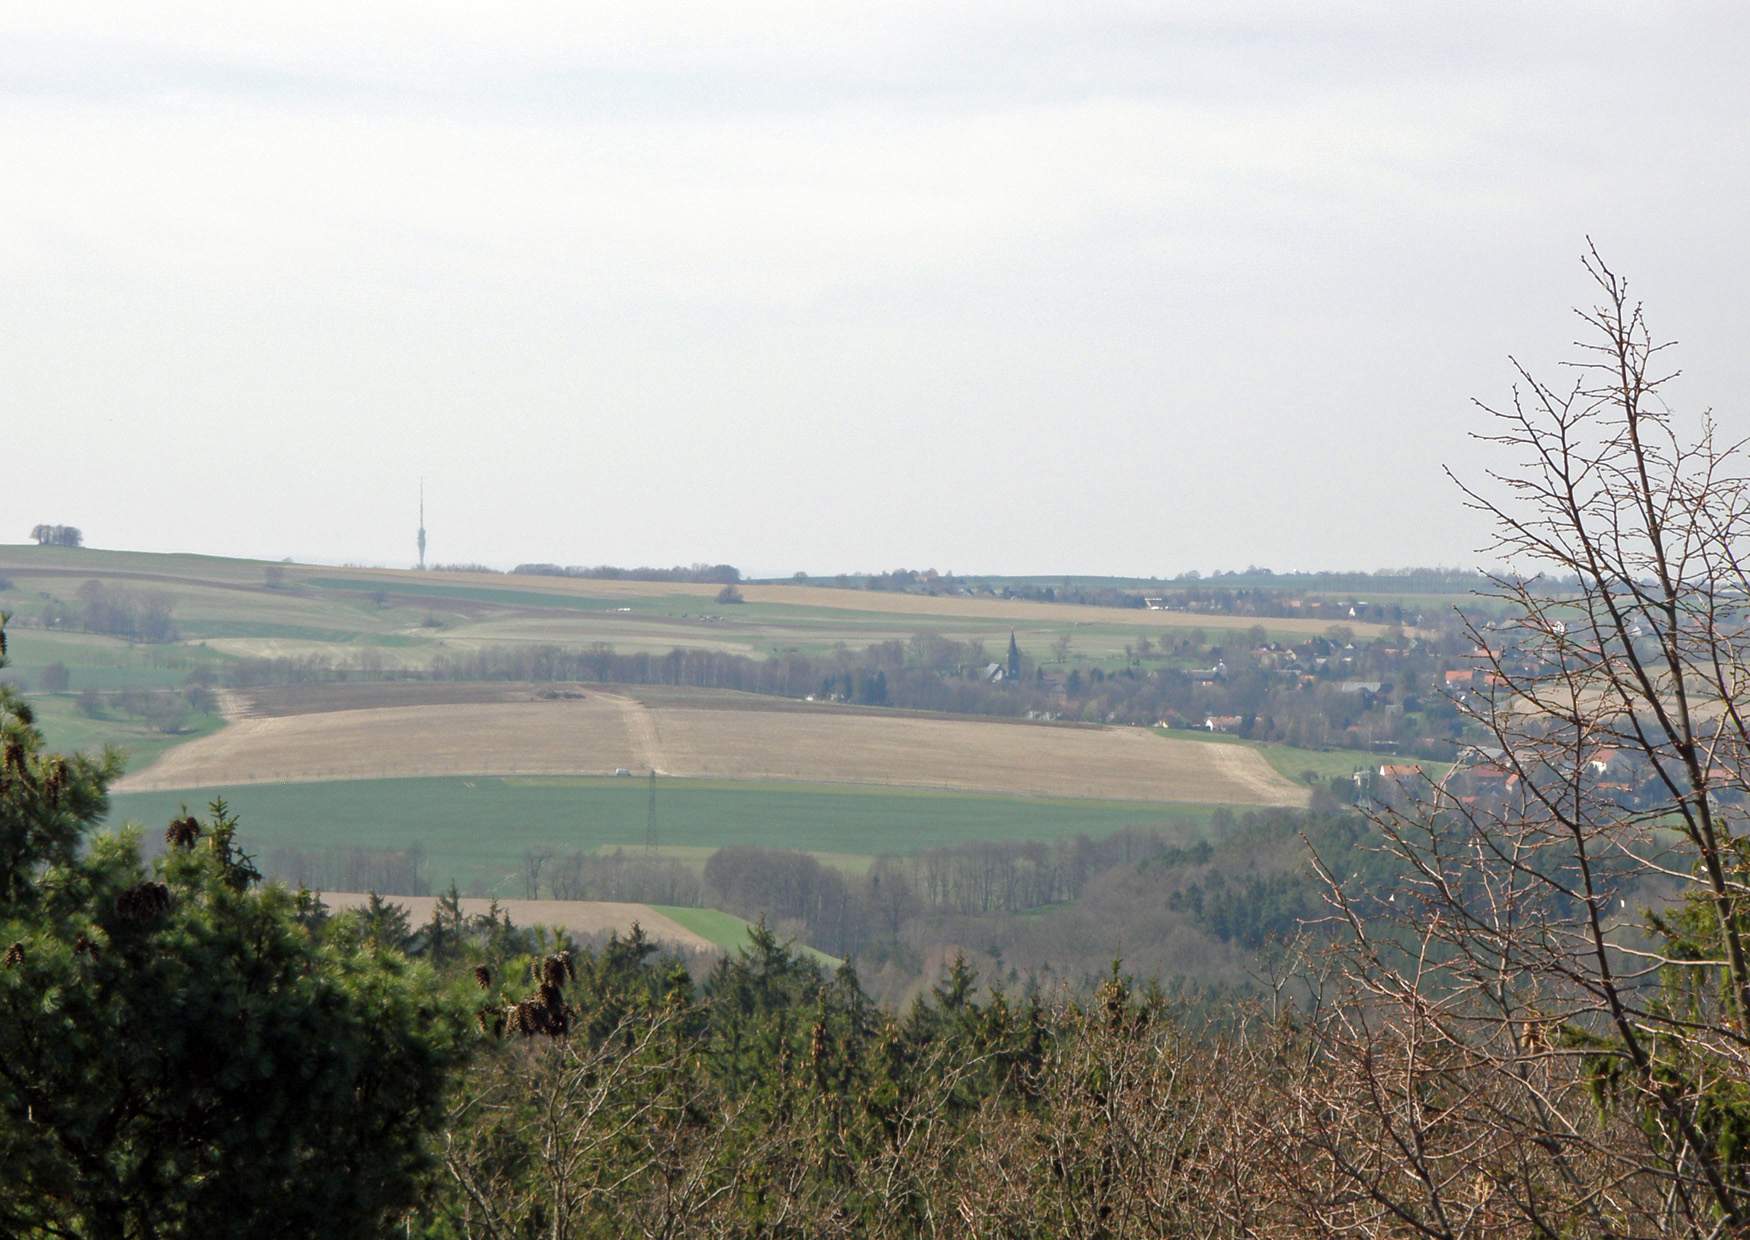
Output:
[[115, 882, 171, 922], [541, 953, 571, 988]]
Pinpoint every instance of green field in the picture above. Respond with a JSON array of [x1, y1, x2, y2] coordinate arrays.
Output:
[[30, 695, 226, 774], [105, 776, 1222, 896], [624, 843, 876, 875], [651, 905, 841, 968], [0, 628, 227, 692]]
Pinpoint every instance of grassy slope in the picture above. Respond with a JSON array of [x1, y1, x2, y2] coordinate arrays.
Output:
[[1155, 728, 1452, 783], [30, 696, 226, 775], [1154, 729, 1381, 782], [651, 905, 842, 968], [0, 628, 227, 692], [633, 843, 875, 875], [104, 776, 1223, 896]]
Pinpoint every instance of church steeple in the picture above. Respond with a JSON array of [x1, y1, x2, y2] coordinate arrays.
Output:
[[417, 479, 427, 571], [1007, 630, 1021, 680]]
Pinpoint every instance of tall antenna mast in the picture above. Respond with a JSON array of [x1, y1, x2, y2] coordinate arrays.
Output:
[[646, 770, 658, 855], [416, 478, 427, 571]]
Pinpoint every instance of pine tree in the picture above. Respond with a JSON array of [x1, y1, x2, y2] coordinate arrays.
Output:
[[0, 618, 470, 1237]]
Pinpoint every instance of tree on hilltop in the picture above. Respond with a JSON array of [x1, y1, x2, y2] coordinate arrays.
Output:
[[29, 524, 82, 548]]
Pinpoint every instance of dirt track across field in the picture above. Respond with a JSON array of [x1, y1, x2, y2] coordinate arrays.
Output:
[[319, 892, 718, 952], [117, 689, 1307, 807]]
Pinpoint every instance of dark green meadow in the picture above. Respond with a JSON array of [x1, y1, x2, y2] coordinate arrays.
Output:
[[105, 775, 1221, 897]]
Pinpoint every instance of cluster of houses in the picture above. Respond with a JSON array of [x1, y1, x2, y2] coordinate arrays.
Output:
[[1357, 742, 1745, 815]]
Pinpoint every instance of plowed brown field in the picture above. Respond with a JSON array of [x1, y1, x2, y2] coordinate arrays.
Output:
[[117, 688, 1307, 808]]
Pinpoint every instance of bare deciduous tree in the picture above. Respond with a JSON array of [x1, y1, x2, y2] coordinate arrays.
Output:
[[521, 847, 551, 900], [1301, 246, 1750, 1234]]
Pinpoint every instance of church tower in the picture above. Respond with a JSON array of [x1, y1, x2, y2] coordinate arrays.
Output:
[[417, 480, 427, 571], [1007, 630, 1021, 680]]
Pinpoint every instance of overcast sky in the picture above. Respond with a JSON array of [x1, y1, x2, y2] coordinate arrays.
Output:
[[4, 2, 1747, 576]]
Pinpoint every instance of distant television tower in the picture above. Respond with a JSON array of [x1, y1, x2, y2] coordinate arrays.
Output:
[[416, 479, 427, 570]]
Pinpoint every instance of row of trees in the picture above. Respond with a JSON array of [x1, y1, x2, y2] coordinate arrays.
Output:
[[70, 579, 178, 643], [496, 798, 1375, 1003], [260, 842, 431, 895], [218, 621, 1466, 748], [27, 523, 82, 547], [512, 561, 742, 584]]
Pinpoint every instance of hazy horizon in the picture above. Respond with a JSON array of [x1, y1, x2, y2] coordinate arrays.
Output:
[[6, 2, 1748, 575], [0, 538, 1495, 583]]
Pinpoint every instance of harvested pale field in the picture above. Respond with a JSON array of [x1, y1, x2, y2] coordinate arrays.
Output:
[[118, 690, 1307, 807], [319, 892, 720, 953], [440, 615, 753, 656], [118, 696, 641, 791], [644, 707, 1303, 804]]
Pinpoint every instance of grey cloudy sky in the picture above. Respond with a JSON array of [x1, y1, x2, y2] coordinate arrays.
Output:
[[5, 2, 1748, 576]]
